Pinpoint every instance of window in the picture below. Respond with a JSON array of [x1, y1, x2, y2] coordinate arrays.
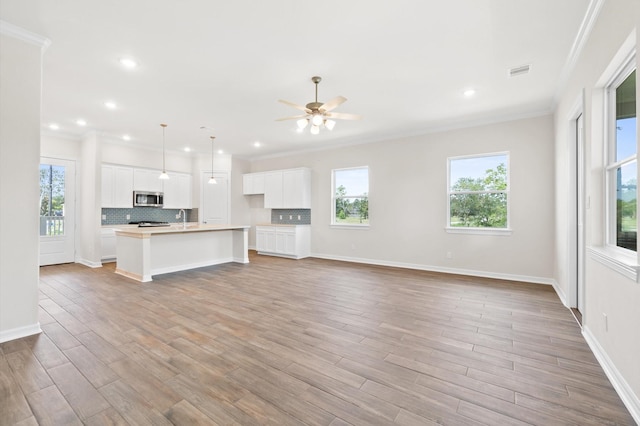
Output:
[[606, 63, 637, 252], [332, 167, 369, 226], [447, 152, 509, 232]]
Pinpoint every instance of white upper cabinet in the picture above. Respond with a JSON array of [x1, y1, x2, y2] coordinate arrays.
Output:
[[264, 171, 284, 208], [101, 165, 133, 208], [283, 169, 310, 208], [260, 168, 310, 209], [163, 173, 192, 209], [133, 168, 163, 193], [243, 172, 265, 195]]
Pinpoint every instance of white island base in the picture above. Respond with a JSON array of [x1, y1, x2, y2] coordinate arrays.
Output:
[[115, 224, 249, 282]]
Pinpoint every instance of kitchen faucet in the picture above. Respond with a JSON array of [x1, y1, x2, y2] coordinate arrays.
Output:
[[178, 209, 186, 228]]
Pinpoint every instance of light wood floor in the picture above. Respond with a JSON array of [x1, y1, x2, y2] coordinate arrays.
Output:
[[1, 252, 634, 425]]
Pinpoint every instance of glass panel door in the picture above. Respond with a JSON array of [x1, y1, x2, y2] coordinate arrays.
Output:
[[39, 158, 75, 265]]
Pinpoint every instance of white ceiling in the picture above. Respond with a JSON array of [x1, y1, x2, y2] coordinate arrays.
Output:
[[1, 0, 590, 159]]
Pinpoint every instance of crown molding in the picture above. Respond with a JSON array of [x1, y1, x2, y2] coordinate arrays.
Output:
[[553, 0, 606, 104], [0, 20, 51, 51]]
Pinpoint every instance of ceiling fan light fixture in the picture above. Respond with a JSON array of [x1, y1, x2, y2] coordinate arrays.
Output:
[[296, 118, 309, 130], [324, 119, 336, 131], [310, 125, 320, 135], [311, 114, 323, 126]]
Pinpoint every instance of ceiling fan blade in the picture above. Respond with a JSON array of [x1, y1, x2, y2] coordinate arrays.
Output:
[[278, 99, 311, 113], [319, 96, 347, 113], [275, 114, 309, 121], [324, 112, 362, 120]]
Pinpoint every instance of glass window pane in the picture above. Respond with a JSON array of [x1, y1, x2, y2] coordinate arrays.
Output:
[[39, 164, 65, 236], [335, 168, 368, 197], [450, 193, 507, 228], [615, 70, 636, 161], [335, 196, 369, 225], [450, 154, 508, 191], [616, 161, 637, 251]]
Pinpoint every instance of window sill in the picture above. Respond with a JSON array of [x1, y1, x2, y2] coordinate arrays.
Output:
[[330, 224, 370, 230], [445, 227, 512, 236], [587, 246, 640, 282]]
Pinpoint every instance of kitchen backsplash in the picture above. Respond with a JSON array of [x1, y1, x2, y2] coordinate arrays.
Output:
[[271, 209, 311, 225], [102, 207, 197, 225]]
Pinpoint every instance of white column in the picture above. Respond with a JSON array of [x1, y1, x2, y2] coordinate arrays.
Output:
[[0, 21, 50, 342]]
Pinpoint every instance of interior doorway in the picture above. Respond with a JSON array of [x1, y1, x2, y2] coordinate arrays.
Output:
[[576, 113, 585, 317], [39, 158, 76, 266]]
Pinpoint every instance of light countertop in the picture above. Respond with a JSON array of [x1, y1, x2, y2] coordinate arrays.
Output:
[[256, 223, 310, 227], [114, 224, 249, 237]]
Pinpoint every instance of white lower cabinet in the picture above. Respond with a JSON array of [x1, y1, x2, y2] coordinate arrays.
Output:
[[256, 225, 309, 259], [101, 228, 117, 262]]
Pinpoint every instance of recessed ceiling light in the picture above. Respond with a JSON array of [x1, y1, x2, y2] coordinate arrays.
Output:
[[76, 119, 87, 126], [253, 141, 261, 148], [49, 123, 59, 130], [104, 101, 117, 109], [119, 57, 138, 69], [122, 134, 131, 141], [184, 147, 191, 152], [463, 89, 476, 97]]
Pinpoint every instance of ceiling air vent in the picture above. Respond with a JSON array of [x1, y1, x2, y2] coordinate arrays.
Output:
[[508, 64, 531, 78]]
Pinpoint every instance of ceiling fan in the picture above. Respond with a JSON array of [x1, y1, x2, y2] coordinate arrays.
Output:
[[277, 76, 362, 135]]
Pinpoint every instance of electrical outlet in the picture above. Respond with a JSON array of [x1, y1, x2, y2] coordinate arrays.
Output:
[[176, 214, 180, 219], [298, 215, 301, 220], [289, 215, 293, 220], [126, 214, 130, 220], [279, 215, 282, 220], [446, 251, 452, 259], [603, 313, 608, 331], [101, 214, 106, 220]]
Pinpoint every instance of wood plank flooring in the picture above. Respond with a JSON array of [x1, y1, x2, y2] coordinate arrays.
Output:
[[1, 252, 635, 425]]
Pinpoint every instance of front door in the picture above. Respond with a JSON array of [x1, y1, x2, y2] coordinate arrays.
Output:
[[39, 158, 76, 266], [201, 171, 229, 224]]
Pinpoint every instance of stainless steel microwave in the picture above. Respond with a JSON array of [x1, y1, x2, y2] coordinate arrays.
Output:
[[133, 191, 164, 207]]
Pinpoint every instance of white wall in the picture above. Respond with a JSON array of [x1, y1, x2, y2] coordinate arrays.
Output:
[[77, 132, 102, 267], [553, 0, 639, 418], [249, 114, 556, 283], [41, 134, 81, 160], [0, 26, 47, 342], [102, 141, 193, 174]]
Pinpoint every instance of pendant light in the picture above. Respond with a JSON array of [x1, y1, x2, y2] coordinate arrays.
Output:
[[158, 123, 169, 180], [208, 136, 217, 184]]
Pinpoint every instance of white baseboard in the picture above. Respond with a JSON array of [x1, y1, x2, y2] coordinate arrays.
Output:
[[0, 323, 42, 343], [310, 253, 554, 285], [76, 258, 103, 268], [583, 326, 640, 424], [551, 279, 568, 307]]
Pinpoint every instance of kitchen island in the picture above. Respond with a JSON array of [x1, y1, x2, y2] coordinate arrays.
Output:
[[114, 224, 249, 282]]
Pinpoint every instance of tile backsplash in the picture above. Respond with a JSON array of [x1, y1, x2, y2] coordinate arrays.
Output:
[[271, 209, 311, 225], [102, 207, 197, 225]]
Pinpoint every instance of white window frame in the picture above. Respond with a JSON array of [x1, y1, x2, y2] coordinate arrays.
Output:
[[446, 151, 512, 236], [605, 58, 637, 254], [587, 34, 640, 282], [331, 166, 369, 229]]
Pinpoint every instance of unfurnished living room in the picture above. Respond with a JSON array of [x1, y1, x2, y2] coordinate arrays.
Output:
[[0, 1, 639, 425]]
